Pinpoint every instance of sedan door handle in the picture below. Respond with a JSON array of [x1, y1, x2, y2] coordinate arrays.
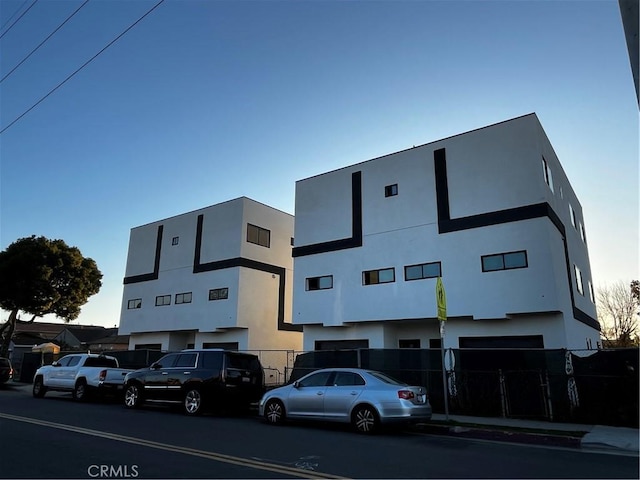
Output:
[[161, 372, 168, 375], [183, 372, 191, 375], [316, 391, 324, 396], [350, 391, 358, 395]]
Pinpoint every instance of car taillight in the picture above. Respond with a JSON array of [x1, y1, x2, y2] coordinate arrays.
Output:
[[398, 390, 415, 400], [99, 370, 106, 382]]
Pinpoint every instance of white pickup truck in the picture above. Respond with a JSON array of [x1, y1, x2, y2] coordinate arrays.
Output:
[[32, 353, 134, 401]]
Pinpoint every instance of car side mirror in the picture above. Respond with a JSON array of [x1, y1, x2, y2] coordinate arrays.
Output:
[[51, 362, 60, 367], [151, 362, 161, 370], [293, 381, 300, 388]]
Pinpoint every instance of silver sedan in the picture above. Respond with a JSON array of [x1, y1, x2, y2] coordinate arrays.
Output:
[[258, 368, 432, 433]]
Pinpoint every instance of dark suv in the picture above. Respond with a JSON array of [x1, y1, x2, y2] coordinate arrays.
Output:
[[123, 349, 264, 415]]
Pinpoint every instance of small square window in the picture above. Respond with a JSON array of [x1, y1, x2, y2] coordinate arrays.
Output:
[[155, 295, 171, 306], [247, 223, 270, 248], [175, 292, 192, 304], [385, 184, 398, 197], [172, 236, 179, 246], [128, 299, 142, 309], [209, 288, 229, 301], [363, 268, 395, 285]]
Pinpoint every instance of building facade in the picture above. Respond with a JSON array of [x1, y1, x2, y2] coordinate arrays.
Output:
[[292, 113, 600, 351], [119, 197, 302, 358]]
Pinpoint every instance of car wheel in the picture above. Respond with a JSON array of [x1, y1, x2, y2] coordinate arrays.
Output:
[[264, 399, 286, 425], [124, 384, 143, 409], [73, 380, 89, 402], [32, 376, 47, 398], [352, 405, 378, 434], [183, 388, 203, 416]]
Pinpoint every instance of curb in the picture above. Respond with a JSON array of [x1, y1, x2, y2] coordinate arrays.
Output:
[[414, 423, 584, 449]]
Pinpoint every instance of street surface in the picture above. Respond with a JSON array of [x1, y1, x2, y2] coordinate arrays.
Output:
[[0, 383, 637, 479]]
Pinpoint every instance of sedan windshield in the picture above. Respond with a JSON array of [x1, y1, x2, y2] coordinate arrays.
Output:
[[367, 371, 407, 385]]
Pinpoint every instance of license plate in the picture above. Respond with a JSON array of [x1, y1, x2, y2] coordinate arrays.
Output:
[[242, 377, 250, 383]]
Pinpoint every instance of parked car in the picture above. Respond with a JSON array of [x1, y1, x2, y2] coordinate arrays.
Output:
[[32, 353, 134, 401], [0, 357, 13, 384], [123, 349, 265, 415], [259, 368, 432, 433]]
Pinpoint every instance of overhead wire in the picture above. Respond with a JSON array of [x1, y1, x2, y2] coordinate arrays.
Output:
[[0, 0, 165, 135], [0, 0, 39, 40], [1, 0, 92, 84], [0, 0, 30, 32]]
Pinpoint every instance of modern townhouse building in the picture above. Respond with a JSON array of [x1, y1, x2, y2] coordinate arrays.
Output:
[[292, 113, 600, 351], [118, 197, 302, 362]]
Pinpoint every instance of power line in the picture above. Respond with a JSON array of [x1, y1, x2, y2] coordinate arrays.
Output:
[[0, 0, 39, 40], [0, 0, 30, 32], [0, 0, 165, 135], [1, 0, 92, 84]]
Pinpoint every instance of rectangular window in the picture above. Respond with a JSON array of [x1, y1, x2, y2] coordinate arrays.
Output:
[[175, 292, 192, 304], [247, 223, 270, 248], [574, 266, 584, 296], [580, 222, 586, 243], [306, 275, 333, 291], [588, 281, 595, 304], [482, 251, 528, 272], [399, 339, 421, 348], [171, 236, 179, 246], [542, 157, 554, 192], [209, 288, 229, 301], [155, 295, 171, 306], [363, 268, 395, 285], [127, 298, 142, 309], [385, 184, 398, 197], [404, 262, 441, 281], [569, 204, 577, 228]]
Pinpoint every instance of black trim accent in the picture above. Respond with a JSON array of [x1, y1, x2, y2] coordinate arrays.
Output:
[[123, 225, 163, 284], [434, 149, 600, 331], [292, 171, 363, 257], [194, 214, 302, 332]]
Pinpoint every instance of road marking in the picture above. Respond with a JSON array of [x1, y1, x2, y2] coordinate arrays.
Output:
[[0, 412, 347, 479]]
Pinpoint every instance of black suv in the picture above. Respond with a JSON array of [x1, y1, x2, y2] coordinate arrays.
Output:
[[123, 349, 264, 415]]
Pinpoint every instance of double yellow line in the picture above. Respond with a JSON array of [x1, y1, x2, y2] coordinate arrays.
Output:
[[0, 412, 347, 479]]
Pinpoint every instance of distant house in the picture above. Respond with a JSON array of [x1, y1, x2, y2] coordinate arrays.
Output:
[[87, 333, 130, 352], [53, 326, 118, 351]]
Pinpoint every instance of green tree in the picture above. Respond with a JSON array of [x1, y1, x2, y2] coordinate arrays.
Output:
[[597, 280, 640, 347], [0, 236, 102, 357]]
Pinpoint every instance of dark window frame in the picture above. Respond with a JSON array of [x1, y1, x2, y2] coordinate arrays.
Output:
[[209, 287, 229, 301], [384, 184, 398, 197], [171, 236, 179, 246], [404, 262, 442, 281], [247, 223, 271, 248], [306, 275, 333, 291], [574, 265, 584, 296], [127, 298, 142, 309], [362, 267, 395, 285], [175, 292, 192, 304], [155, 294, 171, 306], [481, 250, 528, 272]]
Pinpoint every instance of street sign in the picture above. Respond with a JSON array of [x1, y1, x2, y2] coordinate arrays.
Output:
[[436, 277, 447, 322]]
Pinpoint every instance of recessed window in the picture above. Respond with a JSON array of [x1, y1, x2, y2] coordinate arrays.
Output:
[[399, 339, 421, 348], [363, 268, 395, 285], [542, 157, 554, 192], [290, 237, 294, 246], [574, 266, 584, 296], [155, 295, 171, 306], [306, 275, 333, 291], [579, 222, 586, 243], [569, 204, 577, 228], [127, 298, 142, 309], [482, 251, 528, 272], [247, 223, 270, 248], [405, 262, 441, 281], [588, 281, 595, 303], [385, 184, 398, 197], [209, 288, 228, 301], [172, 236, 179, 246], [175, 292, 192, 304]]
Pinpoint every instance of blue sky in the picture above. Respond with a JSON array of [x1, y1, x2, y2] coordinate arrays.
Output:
[[1, 0, 637, 328]]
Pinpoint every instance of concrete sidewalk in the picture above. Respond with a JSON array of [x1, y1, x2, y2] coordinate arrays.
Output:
[[426, 413, 639, 455]]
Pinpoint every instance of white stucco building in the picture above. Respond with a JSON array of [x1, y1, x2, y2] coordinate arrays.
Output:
[[119, 197, 302, 357], [292, 113, 600, 351]]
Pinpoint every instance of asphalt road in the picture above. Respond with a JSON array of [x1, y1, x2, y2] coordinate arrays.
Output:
[[0, 383, 638, 479]]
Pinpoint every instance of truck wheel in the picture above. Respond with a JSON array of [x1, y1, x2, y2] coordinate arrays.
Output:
[[73, 380, 90, 402], [124, 383, 143, 409], [32, 376, 47, 398], [183, 388, 203, 415]]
